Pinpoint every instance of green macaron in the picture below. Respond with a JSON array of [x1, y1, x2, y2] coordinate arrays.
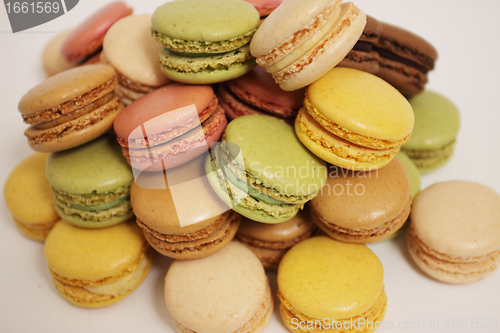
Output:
[[46, 135, 134, 228], [206, 115, 327, 223], [152, 0, 259, 84], [401, 90, 461, 174], [396, 151, 421, 200]]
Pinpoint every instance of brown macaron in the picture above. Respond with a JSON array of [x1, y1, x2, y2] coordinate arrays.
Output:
[[236, 208, 316, 269], [18, 64, 123, 152], [130, 155, 240, 260], [310, 156, 412, 243]]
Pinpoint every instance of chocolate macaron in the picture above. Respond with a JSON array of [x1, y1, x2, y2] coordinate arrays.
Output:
[[18, 64, 124, 152], [114, 83, 227, 172], [310, 157, 412, 243]]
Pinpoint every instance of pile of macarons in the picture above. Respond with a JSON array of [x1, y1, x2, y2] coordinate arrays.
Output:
[[4, 0, 500, 333]]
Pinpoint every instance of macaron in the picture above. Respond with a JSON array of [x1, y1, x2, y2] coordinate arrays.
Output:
[[46, 135, 134, 228], [206, 114, 327, 224], [18, 63, 124, 152], [152, 0, 259, 84], [409, 181, 500, 284], [396, 150, 421, 200], [114, 83, 227, 172], [236, 208, 316, 269], [4, 153, 60, 241], [374, 21, 438, 97], [401, 90, 461, 174], [165, 241, 273, 333], [42, 29, 77, 77], [278, 236, 386, 332], [101, 14, 172, 106], [44, 219, 152, 308], [295, 67, 414, 170], [243, 0, 283, 20], [250, 0, 366, 91], [218, 65, 305, 119], [337, 15, 382, 75], [131, 155, 241, 260], [310, 157, 412, 243], [61, 1, 133, 64]]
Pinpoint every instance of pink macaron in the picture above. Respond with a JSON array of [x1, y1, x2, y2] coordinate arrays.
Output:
[[61, 1, 133, 63], [218, 65, 305, 119], [244, 0, 283, 20], [114, 83, 227, 172]]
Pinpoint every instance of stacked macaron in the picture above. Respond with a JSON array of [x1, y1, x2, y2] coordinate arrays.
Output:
[[151, 0, 260, 84]]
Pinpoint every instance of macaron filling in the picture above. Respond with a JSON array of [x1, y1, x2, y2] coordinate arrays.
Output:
[[402, 140, 456, 172], [151, 28, 257, 54], [237, 227, 314, 250], [54, 197, 132, 222]]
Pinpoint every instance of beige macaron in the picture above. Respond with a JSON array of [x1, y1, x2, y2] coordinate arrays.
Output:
[[236, 208, 316, 269], [101, 14, 172, 105], [131, 155, 240, 260], [310, 156, 412, 243], [164, 241, 273, 333], [4, 153, 60, 241], [42, 29, 77, 77], [408, 180, 500, 284]]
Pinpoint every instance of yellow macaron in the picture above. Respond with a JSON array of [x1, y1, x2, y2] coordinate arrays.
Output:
[[4, 153, 60, 241], [278, 236, 386, 332], [44, 219, 152, 308], [295, 67, 414, 170]]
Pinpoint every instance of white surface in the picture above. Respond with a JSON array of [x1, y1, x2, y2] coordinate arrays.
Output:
[[0, 1, 499, 332]]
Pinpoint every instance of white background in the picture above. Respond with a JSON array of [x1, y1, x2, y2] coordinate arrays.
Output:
[[0, 0, 499, 332]]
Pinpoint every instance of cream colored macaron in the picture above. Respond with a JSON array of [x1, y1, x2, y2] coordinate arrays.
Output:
[[4, 153, 60, 241], [408, 181, 500, 284], [44, 219, 152, 307], [42, 29, 77, 77], [164, 241, 273, 333]]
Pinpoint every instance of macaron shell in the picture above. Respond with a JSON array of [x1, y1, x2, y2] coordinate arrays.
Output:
[[411, 181, 500, 258], [403, 90, 460, 151], [131, 154, 230, 235], [102, 14, 171, 87], [396, 151, 421, 200], [46, 135, 133, 195], [44, 220, 146, 280], [310, 157, 411, 231], [152, 0, 260, 42], [165, 241, 270, 333], [18, 64, 116, 116], [278, 236, 384, 319], [61, 1, 133, 62], [114, 84, 215, 140], [307, 67, 414, 142], [223, 114, 327, 197], [42, 29, 77, 76]]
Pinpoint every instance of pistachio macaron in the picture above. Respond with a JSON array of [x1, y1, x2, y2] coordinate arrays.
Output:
[[295, 67, 414, 170], [401, 90, 460, 174], [131, 155, 241, 260], [236, 208, 316, 269], [46, 135, 134, 228], [310, 157, 412, 243], [152, 0, 259, 84], [165, 241, 273, 333], [206, 114, 327, 224], [44, 219, 152, 308], [18, 64, 124, 152], [278, 236, 387, 333], [4, 153, 60, 241], [396, 151, 421, 200], [408, 181, 500, 284]]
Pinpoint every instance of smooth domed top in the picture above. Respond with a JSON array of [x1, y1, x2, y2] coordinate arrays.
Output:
[[403, 90, 460, 150], [152, 0, 259, 42], [307, 67, 414, 141], [18, 64, 116, 116], [278, 236, 384, 319], [46, 135, 133, 194], [224, 114, 327, 196], [44, 220, 146, 280], [411, 181, 500, 257], [165, 241, 267, 333]]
